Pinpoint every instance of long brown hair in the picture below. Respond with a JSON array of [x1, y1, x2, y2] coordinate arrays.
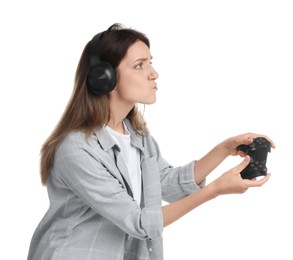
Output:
[[40, 23, 150, 185]]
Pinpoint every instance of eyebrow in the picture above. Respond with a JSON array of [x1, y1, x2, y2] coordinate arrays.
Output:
[[132, 56, 153, 63]]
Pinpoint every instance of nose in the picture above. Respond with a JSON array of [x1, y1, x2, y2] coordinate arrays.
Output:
[[148, 66, 159, 80]]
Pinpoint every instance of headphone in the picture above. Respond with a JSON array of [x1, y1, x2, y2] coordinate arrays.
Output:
[[86, 32, 116, 95]]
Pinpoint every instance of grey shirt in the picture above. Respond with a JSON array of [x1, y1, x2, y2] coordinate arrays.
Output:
[[27, 119, 204, 260]]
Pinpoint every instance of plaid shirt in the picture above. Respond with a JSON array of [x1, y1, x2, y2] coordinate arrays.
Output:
[[27, 119, 203, 260]]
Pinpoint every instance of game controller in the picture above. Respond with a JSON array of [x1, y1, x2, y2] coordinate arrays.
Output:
[[237, 137, 271, 179]]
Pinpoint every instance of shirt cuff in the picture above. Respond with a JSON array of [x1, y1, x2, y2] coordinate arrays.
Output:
[[180, 160, 206, 195], [141, 205, 163, 240]]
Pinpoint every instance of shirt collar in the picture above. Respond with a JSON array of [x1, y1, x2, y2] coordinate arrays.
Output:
[[93, 118, 145, 152], [124, 118, 145, 152]]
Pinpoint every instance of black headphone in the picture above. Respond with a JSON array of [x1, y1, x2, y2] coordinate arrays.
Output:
[[86, 32, 116, 95]]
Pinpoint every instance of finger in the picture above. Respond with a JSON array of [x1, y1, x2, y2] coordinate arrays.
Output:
[[243, 173, 271, 187], [237, 150, 248, 157], [235, 155, 250, 172], [256, 135, 276, 149], [250, 134, 276, 149]]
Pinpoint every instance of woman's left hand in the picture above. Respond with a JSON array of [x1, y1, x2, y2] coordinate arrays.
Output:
[[220, 133, 276, 157]]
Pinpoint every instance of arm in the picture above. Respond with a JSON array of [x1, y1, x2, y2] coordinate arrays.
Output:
[[55, 136, 163, 241], [194, 132, 276, 184], [162, 155, 271, 227]]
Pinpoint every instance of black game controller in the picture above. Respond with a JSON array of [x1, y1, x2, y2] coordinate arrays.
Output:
[[237, 137, 271, 179]]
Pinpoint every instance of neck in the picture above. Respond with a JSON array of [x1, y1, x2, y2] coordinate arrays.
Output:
[[107, 118, 126, 134], [107, 90, 135, 134], [108, 101, 134, 135]]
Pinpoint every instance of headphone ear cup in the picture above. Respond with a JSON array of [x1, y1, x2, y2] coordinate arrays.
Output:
[[87, 61, 116, 95]]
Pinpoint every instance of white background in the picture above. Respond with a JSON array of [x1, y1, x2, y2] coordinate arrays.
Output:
[[1, 0, 292, 259]]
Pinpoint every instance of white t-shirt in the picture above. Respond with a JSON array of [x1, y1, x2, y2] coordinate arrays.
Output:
[[106, 124, 142, 206]]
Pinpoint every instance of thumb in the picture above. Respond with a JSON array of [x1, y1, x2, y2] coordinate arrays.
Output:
[[235, 155, 250, 173]]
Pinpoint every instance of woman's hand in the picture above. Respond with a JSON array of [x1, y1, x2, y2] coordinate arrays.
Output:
[[210, 156, 271, 196], [219, 133, 276, 157], [193, 132, 275, 185]]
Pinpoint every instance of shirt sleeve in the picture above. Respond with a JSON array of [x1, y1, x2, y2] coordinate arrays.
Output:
[[53, 135, 163, 241], [149, 136, 205, 203]]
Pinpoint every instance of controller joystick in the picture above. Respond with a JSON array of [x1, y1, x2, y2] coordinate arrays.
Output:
[[237, 137, 271, 179]]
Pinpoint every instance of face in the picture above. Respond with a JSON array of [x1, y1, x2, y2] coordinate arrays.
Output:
[[112, 40, 159, 105]]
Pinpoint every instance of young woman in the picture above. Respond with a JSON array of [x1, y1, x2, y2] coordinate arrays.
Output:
[[27, 23, 275, 260]]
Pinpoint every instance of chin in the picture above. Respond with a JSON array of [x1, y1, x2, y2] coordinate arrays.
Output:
[[146, 95, 157, 104], [136, 94, 157, 105], [144, 99, 156, 105]]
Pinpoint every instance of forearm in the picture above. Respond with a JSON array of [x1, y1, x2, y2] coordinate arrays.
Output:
[[162, 149, 271, 228], [162, 184, 217, 227], [194, 143, 229, 184]]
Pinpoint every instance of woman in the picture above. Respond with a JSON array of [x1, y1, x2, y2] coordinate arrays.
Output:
[[27, 23, 275, 260]]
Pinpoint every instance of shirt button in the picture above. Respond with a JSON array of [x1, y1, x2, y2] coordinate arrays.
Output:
[[149, 248, 153, 252]]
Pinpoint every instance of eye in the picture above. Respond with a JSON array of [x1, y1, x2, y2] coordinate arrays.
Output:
[[135, 63, 143, 69]]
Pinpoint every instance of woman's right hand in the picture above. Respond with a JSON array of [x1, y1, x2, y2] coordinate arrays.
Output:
[[210, 156, 271, 196]]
